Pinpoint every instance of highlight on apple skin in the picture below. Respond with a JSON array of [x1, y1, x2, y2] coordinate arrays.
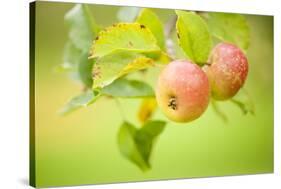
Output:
[[204, 42, 249, 101], [155, 60, 210, 123]]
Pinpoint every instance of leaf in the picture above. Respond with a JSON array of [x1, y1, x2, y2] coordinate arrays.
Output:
[[117, 6, 140, 22], [134, 131, 152, 163], [136, 8, 166, 50], [138, 98, 157, 123], [101, 78, 154, 98], [117, 120, 166, 171], [78, 53, 95, 88], [135, 120, 166, 166], [206, 12, 250, 51], [176, 10, 212, 64], [211, 99, 228, 123], [92, 50, 154, 89], [156, 52, 172, 64], [230, 88, 255, 115], [118, 122, 150, 171], [59, 79, 154, 115], [63, 4, 100, 88], [89, 23, 161, 59], [61, 41, 82, 71], [140, 120, 166, 137], [59, 90, 100, 115], [59, 43, 95, 88], [65, 4, 99, 51]]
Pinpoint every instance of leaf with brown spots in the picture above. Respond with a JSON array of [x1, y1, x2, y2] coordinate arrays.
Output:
[[92, 50, 155, 89], [136, 8, 166, 50], [89, 23, 161, 59]]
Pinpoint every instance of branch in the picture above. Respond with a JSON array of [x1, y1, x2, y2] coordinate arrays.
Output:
[[164, 15, 177, 59], [164, 15, 177, 37]]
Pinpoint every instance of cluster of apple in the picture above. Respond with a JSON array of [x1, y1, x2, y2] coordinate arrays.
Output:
[[155, 42, 249, 123]]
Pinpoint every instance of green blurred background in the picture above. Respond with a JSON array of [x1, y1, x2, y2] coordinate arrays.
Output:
[[34, 1, 273, 187]]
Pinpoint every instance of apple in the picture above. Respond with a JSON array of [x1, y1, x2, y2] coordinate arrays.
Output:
[[155, 60, 210, 123], [205, 43, 248, 100]]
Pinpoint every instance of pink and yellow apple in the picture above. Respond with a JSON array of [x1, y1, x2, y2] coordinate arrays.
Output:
[[155, 60, 210, 123], [204, 43, 248, 100]]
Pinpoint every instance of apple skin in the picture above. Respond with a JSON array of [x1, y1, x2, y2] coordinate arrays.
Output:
[[155, 60, 210, 123], [204, 43, 248, 100]]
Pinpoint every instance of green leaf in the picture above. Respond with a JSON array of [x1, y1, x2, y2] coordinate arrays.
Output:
[[176, 10, 212, 64], [140, 120, 166, 137], [59, 43, 94, 88], [118, 122, 150, 171], [136, 8, 166, 50], [137, 98, 157, 123], [92, 50, 154, 88], [135, 120, 166, 166], [117, 7, 140, 22], [61, 41, 82, 71], [65, 4, 99, 51], [89, 23, 161, 59], [230, 88, 255, 115], [101, 78, 154, 98], [206, 12, 250, 51], [134, 130, 152, 163], [78, 53, 95, 88], [63, 4, 100, 88], [59, 90, 100, 115], [117, 120, 166, 171]]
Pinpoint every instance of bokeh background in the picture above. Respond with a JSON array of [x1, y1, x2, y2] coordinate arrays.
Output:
[[33, 1, 273, 187]]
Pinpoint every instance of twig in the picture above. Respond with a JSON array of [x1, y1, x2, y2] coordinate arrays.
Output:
[[164, 15, 177, 37], [164, 15, 177, 59], [114, 98, 127, 121]]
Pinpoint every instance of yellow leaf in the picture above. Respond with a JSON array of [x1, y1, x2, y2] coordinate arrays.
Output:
[[138, 98, 157, 123]]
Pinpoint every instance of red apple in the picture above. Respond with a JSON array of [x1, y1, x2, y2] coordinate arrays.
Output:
[[156, 60, 210, 123], [205, 43, 248, 100]]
